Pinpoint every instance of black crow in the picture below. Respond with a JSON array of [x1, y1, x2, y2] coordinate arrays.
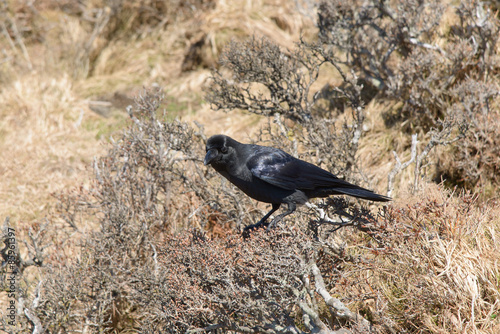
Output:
[[204, 134, 390, 234]]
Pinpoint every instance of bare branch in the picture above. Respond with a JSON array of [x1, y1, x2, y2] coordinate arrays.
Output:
[[387, 134, 418, 197], [311, 262, 371, 331]]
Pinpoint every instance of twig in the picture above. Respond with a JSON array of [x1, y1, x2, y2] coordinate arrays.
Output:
[[0, 12, 32, 69], [408, 37, 447, 56], [24, 281, 44, 334], [387, 134, 418, 197], [413, 128, 464, 193], [305, 202, 341, 224]]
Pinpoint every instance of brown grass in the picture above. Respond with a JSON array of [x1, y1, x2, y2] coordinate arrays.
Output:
[[0, 0, 315, 223], [366, 184, 500, 333]]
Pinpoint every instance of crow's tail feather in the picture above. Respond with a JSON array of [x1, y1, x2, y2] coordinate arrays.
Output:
[[335, 187, 391, 202]]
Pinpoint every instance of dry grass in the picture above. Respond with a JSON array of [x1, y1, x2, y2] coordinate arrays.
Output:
[[367, 184, 500, 333], [0, 0, 315, 223], [302, 184, 500, 333], [0, 74, 104, 222]]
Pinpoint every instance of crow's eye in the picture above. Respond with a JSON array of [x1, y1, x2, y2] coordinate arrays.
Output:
[[220, 146, 228, 154]]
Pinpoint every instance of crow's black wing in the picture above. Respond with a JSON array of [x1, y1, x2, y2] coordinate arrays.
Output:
[[247, 147, 391, 202], [247, 146, 355, 191]]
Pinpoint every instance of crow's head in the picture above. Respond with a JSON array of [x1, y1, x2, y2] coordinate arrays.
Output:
[[204, 135, 237, 167]]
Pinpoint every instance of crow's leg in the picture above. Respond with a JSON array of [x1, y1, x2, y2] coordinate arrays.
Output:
[[267, 202, 296, 231], [242, 203, 280, 238]]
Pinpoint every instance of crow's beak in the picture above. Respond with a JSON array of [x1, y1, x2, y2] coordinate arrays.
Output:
[[204, 149, 218, 165]]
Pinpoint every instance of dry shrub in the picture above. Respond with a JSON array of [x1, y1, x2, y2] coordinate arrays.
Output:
[[343, 184, 500, 333], [317, 0, 500, 191], [318, 0, 499, 128], [60, 88, 257, 234], [202, 24, 500, 331], [15, 88, 378, 333], [205, 35, 372, 185], [134, 228, 315, 333], [438, 79, 500, 192], [2, 89, 385, 333], [206, 36, 320, 123], [23, 89, 253, 332]]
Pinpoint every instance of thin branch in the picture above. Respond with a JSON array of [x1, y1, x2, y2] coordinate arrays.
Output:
[[311, 262, 372, 331], [408, 37, 447, 56], [413, 127, 465, 192], [0, 12, 32, 69], [387, 133, 418, 197]]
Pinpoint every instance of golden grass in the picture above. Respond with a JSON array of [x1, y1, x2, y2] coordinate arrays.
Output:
[[379, 184, 500, 333], [328, 183, 500, 333], [0, 0, 315, 226], [0, 74, 105, 223]]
